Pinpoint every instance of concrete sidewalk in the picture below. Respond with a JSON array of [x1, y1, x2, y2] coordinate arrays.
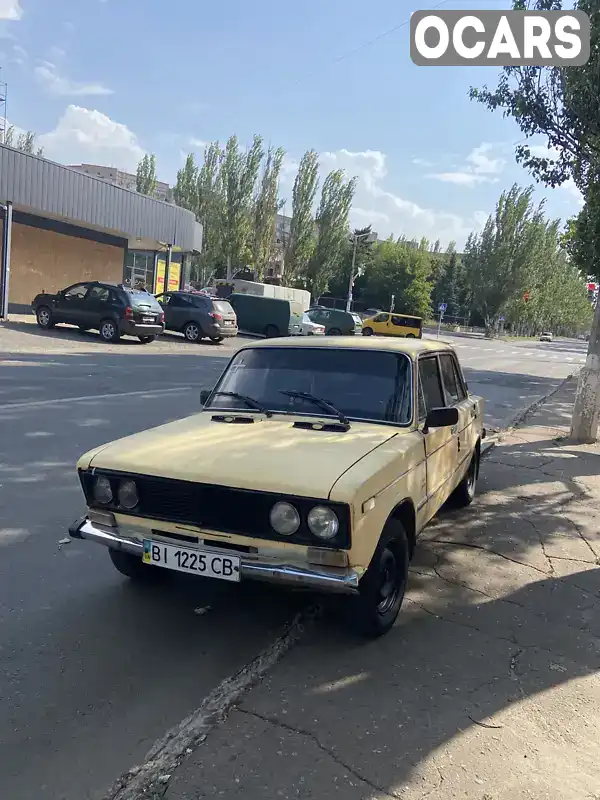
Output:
[[132, 379, 600, 800]]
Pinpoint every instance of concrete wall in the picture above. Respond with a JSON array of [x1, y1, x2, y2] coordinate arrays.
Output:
[[3, 219, 125, 309]]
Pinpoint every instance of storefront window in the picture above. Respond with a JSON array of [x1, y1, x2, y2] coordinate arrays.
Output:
[[124, 251, 156, 291]]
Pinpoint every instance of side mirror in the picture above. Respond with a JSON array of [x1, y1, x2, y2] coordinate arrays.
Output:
[[423, 406, 458, 433], [200, 389, 212, 406]]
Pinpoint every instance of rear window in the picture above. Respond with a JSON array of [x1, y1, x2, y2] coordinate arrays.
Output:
[[213, 300, 235, 315], [125, 289, 162, 310]]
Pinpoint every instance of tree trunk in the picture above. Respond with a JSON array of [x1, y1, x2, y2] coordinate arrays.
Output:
[[570, 297, 600, 443]]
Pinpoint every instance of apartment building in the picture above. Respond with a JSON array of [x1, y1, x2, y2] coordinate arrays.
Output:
[[68, 163, 171, 202]]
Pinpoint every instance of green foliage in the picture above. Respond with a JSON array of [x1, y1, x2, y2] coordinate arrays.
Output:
[[174, 153, 199, 212], [285, 150, 320, 282], [252, 146, 285, 280], [361, 238, 433, 319], [1, 126, 43, 156], [327, 226, 377, 299], [305, 170, 357, 298], [197, 142, 226, 274], [136, 154, 157, 196]]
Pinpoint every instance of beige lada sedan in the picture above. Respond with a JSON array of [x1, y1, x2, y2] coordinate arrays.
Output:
[[69, 337, 485, 638]]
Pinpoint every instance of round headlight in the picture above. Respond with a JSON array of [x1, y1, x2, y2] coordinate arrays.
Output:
[[307, 506, 339, 540], [118, 479, 139, 510], [93, 475, 113, 505], [269, 502, 300, 536]]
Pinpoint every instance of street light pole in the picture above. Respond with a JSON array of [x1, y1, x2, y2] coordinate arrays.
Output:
[[345, 230, 378, 313]]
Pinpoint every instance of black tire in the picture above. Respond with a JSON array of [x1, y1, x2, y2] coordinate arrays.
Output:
[[449, 446, 479, 508], [348, 523, 409, 638], [362, 327, 374, 336], [99, 318, 121, 343], [328, 327, 342, 336], [184, 321, 202, 342], [36, 306, 54, 329], [406, 333, 416, 338], [138, 335, 156, 344], [109, 548, 164, 582], [209, 336, 224, 343], [264, 324, 279, 338]]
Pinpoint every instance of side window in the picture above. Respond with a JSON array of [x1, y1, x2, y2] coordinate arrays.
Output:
[[88, 286, 110, 303], [64, 284, 89, 300], [170, 294, 190, 308], [439, 354, 460, 405], [156, 294, 170, 305], [419, 357, 444, 413], [374, 313, 389, 323], [452, 357, 468, 400]]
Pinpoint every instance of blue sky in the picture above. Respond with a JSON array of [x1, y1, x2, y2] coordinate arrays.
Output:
[[0, 0, 583, 247]]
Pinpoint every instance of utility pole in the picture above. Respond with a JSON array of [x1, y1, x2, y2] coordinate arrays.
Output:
[[346, 230, 378, 312], [570, 292, 600, 443]]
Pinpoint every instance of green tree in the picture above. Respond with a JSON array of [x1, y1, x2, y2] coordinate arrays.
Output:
[[252, 146, 285, 280], [1, 126, 43, 156], [327, 225, 376, 301], [305, 169, 357, 298], [197, 141, 226, 277], [221, 134, 264, 279], [174, 153, 199, 212], [361, 239, 433, 319], [136, 154, 158, 196], [286, 150, 320, 282]]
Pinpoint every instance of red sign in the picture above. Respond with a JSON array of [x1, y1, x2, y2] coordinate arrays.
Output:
[[587, 283, 597, 291], [523, 291, 530, 302]]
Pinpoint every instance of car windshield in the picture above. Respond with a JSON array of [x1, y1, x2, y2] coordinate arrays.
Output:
[[206, 346, 413, 424]]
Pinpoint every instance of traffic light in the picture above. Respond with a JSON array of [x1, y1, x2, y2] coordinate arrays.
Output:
[[587, 282, 597, 302]]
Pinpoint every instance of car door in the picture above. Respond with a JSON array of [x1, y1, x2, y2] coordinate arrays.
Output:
[[156, 293, 174, 330], [418, 354, 457, 520], [54, 283, 91, 326], [167, 293, 193, 331], [84, 284, 113, 330], [438, 352, 473, 491], [371, 313, 390, 335]]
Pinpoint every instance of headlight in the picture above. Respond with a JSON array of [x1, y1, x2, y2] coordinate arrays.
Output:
[[269, 502, 300, 536], [93, 475, 113, 505], [118, 479, 139, 509], [307, 506, 339, 540]]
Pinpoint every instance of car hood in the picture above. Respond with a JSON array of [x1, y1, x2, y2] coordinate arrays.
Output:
[[79, 413, 401, 499]]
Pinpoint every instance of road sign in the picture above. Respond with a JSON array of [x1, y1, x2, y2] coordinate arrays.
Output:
[[438, 303, 447, 312], [499, 316, 504, 322]]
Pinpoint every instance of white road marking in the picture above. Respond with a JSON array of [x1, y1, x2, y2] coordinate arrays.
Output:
[[0, 386, 195, 411]]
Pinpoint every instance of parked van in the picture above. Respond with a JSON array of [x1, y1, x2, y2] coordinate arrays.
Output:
[[214, 280, 310, 317], [228, 293, 292, 337], [306, 307, 363, 335]]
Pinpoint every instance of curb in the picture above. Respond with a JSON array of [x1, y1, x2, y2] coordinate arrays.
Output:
[[480, 370, 578, 459]]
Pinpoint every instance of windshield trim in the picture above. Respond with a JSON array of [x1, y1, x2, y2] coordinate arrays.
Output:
[[205, 346, 414, 428]]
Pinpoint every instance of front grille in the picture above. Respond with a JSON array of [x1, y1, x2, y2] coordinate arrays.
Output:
[[81, 470, 351, 549]]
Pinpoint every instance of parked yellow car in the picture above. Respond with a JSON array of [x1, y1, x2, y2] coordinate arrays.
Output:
[[69, 337, 484, 637], [362, 311, 423, 338]]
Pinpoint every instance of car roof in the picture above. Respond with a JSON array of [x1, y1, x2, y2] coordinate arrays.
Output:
[[238, 336, 455, 358]]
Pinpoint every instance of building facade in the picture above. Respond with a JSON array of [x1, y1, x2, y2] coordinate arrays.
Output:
[[0, 145, 202, 315], [68, 163, 171, 202]]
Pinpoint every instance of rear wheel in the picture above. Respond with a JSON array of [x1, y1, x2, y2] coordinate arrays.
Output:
[[99, 319, 120, 343], [362, 327, 373, 336], [209, 336, 224, 343], [138, 335, 156, 344], [347, 524, 409, 638], [449, 447, 479, 508], [264, 324, 279, 338], [184, 321, 202, 342], [328, 327, 342, 336], [406, 333, 416, 338], [109, 549, 164, 582], [36, 306, 54, 329]]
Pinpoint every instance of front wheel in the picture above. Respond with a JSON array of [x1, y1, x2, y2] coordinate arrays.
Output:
[[184, 321, 202, 342], [138, 335, 156, 344], [348, 524, 409, 638], [109, 549, 164, 582], [362, 327, 373, 336], [449, 447, 479, 508], [36, 306, 54, 329], [99, 319, 120, 343], [405, 333, 416, 338], [328, 328, 342, 336]]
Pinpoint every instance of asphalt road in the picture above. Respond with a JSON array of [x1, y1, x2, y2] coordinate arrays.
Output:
[[0, 323, 588, 800]]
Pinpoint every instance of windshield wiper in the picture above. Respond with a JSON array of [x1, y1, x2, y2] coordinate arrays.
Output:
[[280, 390, 350, 427], [211, 391, 273, 418]]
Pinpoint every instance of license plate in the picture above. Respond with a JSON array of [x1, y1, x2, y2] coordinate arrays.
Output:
[[142, 539, 240, 582], [223, 320, 233, 326], [142, 316, 155, 323]]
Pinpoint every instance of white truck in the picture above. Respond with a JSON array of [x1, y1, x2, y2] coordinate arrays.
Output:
[[214, 279, 310, 317]]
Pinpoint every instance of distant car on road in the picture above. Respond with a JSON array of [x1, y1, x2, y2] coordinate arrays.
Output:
[[32, 281, 165, 344], [155, 291, 238, 343], [69, 336, 485, 638], [306, 307, 363, 335], [539, 331, 553, 342], [362, 312, 423, 339], [289, 312, 325, 336]]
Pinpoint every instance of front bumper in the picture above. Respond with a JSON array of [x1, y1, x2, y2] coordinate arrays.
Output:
[[69, 517, 360, 594]]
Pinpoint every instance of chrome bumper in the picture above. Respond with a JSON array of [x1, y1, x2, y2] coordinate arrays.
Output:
[[69, 518, 360, 594]]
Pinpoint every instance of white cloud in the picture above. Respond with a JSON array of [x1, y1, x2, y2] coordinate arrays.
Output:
[[38, 105, 144, 171], [35, 63, 112, 97], [189, 137, 207, 150], [0, 0, 22, 21], [412, 157, 433, 168], [427, 142, 505, 187], [316, 148, 484, 248]]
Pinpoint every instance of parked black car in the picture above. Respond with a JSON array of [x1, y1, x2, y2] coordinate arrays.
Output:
[[32, 281, 165, 343], [155, 291, 238, 343]]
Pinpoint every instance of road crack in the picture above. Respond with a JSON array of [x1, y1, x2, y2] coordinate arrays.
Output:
[[237, 707, 402, 799], [521, 517, 554, 576], [426, 538, 548, 575]]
